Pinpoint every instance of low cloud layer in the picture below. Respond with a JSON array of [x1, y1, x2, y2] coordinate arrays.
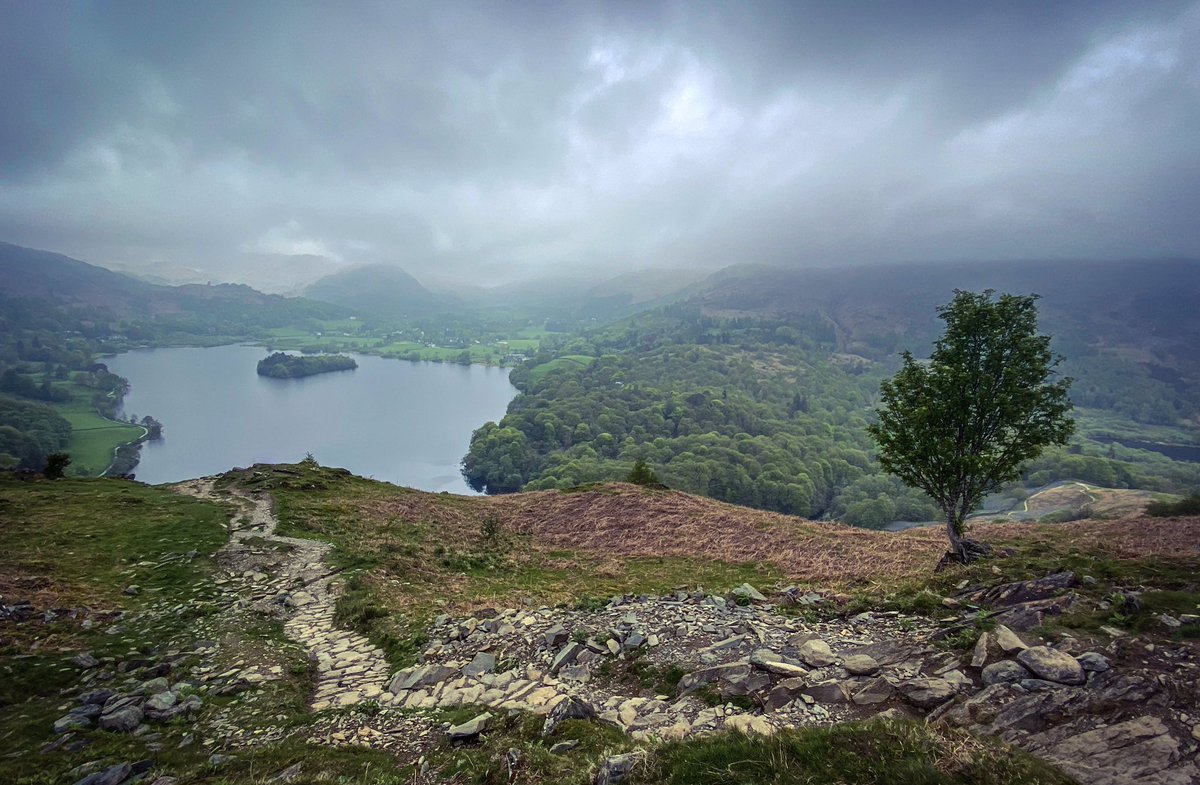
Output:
[[1, 1, 1197, 285]]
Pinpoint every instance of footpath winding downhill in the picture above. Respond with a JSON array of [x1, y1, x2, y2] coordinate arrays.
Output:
[[174, 478, 392, 710]]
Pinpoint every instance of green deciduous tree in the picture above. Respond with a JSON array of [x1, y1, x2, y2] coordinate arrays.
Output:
[[43, 451, 71, 479], [867, 290, 1074, 563], [626, 459, 662, 487]]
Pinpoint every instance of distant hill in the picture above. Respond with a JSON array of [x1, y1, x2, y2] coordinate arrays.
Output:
[[305, 264, 454, 316], [0, 241, 155, 311], [689, 259, 1200, 370], [0, 240, 348, 322]]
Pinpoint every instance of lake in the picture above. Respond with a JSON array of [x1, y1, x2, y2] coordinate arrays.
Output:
[[1094, 436, 1200, 464], [105, 345, 517, 492]]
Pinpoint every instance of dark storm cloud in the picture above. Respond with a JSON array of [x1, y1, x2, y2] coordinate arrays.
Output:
[[0, 0, 1197, 285]]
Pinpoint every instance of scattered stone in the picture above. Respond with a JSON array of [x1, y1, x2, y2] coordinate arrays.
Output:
[[842, 654, 879, 676], [1026, 715, 1195, 785], [802, 682, 849, 703], [99, 705, 143, 733], [1077, 652, 1111, 673], [123, 585, 140, 596], [543, 624, 569, 647], [72, 651, 99, 669], [54, 713, 93, 734], [389, 664, 456, 693], [726, 713, 775, 735], [543, 696, 598, 736], [448, 712, 493, 741], [550, 739, 580, 754], [749, 648, 808, 677], [982, 660, 1028, 685], [731, 583, 767, 603], [594, 752, 645, 785], [851, 677, 894, 705], [145, 691, 177, 712], [897, 677, 955, 709], [550, 642, 585, 675], [796, 639, 837, 667], [269, 763, 303, 782], [969, 572, 1075, 607], [207, 754, 233, 769], [1016, 646, 1085, 686], [79, 762, 133, 785], [971, 633, 990, 669], [462, 651, 496, 677], [993, 625, 1027, 654]]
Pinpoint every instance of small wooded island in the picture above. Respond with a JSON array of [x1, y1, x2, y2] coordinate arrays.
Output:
[[256, 352, 357, 378]]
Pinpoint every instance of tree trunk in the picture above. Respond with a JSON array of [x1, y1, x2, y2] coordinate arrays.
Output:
[[946, 511, 968, 563], [941, 509, 992, 567]]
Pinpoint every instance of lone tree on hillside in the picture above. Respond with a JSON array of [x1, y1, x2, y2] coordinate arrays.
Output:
[[626, 459, 663, 487], [867, 290, 1074, 564]]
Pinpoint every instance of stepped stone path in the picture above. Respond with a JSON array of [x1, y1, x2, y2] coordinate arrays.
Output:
[[174, 478, 391, 711]]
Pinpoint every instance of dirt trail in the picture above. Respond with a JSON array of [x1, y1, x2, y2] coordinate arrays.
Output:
[[174, 478, 392, 710]]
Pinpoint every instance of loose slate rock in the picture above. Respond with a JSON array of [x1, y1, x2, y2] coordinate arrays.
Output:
[[99, 705, 143, 733], [852, 677, 895, 705], [993, 625, 1028, 654], [543, 624, 569, 648], [145, 691, 177, 712], [797, 639, 838, 667], [981, 660, 1029, 685], [594, 752, 645, 785], [448, 712, 493, 741], [842, 654, 879, 676], [1077, 651, 1111, 673], [731, 583, 767, 602], [72, 651, 99, 669], [550, 642, 585, 674], [77, 762, 132, 785], [897, 677, 955, 709], [462, 651, 496, 677], [1016, 646, 1085, 685], [542, 695, 598, 736], [54, 713, 93, 734]]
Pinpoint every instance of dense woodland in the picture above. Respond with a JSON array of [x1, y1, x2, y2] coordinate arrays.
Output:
[[464, 304, 1200, 527]]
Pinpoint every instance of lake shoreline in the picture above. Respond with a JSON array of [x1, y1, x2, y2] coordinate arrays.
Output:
[[105, 345, 517, 492]]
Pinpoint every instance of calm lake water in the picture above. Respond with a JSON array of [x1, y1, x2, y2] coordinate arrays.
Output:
[[105, 345, 516, 492]]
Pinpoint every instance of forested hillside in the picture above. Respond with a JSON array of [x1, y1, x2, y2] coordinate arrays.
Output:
[[465, 262, 1200, 527], [464, 306, 941, 525]]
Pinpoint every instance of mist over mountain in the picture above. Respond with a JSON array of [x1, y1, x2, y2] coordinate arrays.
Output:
[[690, 259, 1200, 368], [304, 264, 455, 317]]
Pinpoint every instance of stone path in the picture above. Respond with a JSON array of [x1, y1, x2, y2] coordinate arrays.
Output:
[[174, 479, 391, 711]]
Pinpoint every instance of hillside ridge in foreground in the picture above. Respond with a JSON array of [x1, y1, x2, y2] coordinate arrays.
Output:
[[1, 463, 1197, 784]]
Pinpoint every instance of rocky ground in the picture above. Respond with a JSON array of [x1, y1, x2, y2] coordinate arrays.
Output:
[[17, 479, 1200, 785]]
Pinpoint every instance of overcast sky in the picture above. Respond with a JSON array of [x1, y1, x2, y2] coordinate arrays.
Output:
[[1, 1, 1198, 285]]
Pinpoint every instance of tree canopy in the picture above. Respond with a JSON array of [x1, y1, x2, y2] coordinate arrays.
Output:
[[868, 290, 1074, 562]]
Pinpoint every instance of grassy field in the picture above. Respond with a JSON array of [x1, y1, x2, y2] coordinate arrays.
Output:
[[60, 407, 144, 476]]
